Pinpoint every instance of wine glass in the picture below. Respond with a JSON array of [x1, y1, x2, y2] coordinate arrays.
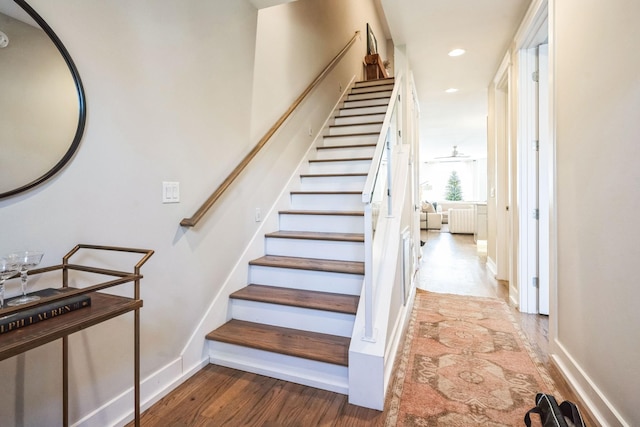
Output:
[[6, 250, 44, 306], [0, 255, 21, 308]]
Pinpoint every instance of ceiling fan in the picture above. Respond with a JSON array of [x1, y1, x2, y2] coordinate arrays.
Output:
[[434, 145, 470, 160]]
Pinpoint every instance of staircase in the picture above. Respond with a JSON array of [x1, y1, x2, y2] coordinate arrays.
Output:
[[206, 77, 395, 394]]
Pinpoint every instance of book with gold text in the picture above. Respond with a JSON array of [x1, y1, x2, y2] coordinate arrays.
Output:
[[0, 288, 91, 334]]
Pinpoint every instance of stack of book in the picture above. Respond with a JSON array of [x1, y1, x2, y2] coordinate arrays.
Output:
[[0, 288, 91, 334]]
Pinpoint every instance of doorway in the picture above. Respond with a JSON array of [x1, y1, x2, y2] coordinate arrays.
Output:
[[517, 18, 550, 315]]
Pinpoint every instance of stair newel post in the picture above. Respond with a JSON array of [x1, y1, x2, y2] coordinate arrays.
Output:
[[363, 202, 375, 342]]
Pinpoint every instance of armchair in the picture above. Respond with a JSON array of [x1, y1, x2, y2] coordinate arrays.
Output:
[[420, 201, 443, 230]]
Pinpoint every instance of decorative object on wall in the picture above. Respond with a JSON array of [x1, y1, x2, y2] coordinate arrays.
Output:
[[0, 0, 86, 199], [0, 29, 8, 47], [366, 23, 377, 55]]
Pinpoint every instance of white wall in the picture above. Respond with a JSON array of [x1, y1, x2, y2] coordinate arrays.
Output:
[[553, 0, 640, 424], [0, 1, 259, 425], [0, 0, 390, 425], [250, 0, 388, 143]]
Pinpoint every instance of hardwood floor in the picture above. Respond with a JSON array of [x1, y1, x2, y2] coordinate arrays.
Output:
[[128, 229, 597, 427]]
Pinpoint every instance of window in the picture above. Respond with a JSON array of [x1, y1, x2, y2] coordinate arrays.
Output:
[[421, 159, 486, 202]]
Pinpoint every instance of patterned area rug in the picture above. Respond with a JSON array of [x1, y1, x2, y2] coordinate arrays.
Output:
[[385, 290, 559, 426]]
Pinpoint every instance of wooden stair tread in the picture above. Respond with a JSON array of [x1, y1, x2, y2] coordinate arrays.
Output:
[[340, 102, 388, 108], [299, 172, 367, 178], [356, 77, 394, 82], [278, 209, 364, 216], [344, 97, 389, 102], [290, 190, 360, 195], [324, 132, 380, 138], [206, 319, 349, 366], [329, 121, 383, 129], [265, 230, 364, 242], [231, 285, 359, 314], [317, 144, 376, 150], [309, 157, 373, 163], [349, 90, 392, 97], [335, 113, 384, 119], [249, 255, 364, 275]]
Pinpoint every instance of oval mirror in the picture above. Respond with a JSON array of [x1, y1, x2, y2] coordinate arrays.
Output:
[[0, 0, 86, 199]]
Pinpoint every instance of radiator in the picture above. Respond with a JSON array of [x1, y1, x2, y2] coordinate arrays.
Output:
[[448, 208, 475, 234]]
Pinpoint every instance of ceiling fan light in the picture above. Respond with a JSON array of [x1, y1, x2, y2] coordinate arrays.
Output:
[[445, 88, 458, 93], [448, 48, 466, 57]]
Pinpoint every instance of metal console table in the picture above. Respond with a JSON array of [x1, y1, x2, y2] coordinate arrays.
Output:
[[0, 244, 154, 427]]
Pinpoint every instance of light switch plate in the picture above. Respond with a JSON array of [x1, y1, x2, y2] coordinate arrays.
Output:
[[162, 182, 179, 203]]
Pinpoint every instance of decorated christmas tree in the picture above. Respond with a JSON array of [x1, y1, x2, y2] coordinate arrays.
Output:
[[444, 171, 463, 201]]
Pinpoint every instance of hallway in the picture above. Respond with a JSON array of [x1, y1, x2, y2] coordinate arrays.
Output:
[[418, 228, 597, 426], [418, 228, 509, 300], [418, 228, 551, 364]]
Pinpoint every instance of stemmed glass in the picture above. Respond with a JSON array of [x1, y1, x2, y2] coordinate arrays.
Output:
[[6, 251, 44, 306], [0, 255, 21, 308]]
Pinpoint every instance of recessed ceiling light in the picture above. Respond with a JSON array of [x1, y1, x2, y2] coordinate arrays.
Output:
[[445, 88, 458, 93], [448, 48, 466, 57]]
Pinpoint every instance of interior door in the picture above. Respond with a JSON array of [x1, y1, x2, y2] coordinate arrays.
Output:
[[538, 43, 550, 315]]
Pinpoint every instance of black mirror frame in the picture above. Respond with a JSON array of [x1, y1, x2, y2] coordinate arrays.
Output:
[[0, 0, 86, 199]]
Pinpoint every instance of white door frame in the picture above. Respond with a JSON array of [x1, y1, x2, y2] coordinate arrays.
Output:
[[517, 46, 540, 314], [492, 54, 516, 303], [538, 43, 550, 315], [514, 0, 553, 313]]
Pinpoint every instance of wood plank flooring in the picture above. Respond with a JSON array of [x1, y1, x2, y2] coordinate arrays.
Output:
[[128, 228, 599, 427]]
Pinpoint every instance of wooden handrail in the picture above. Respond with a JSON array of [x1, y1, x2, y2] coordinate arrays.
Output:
[[181, 31, 361, 227]]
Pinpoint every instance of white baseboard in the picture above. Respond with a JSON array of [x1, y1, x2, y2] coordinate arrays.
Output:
[[552, 340, 630, 427], [486, 256, 497, 276], [75, 356, 202, 427]]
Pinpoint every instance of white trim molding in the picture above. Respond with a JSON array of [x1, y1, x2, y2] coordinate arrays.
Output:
[[553, 341, 631, 427]]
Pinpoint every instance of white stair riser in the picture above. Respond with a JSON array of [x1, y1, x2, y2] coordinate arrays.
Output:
[[309, 160, 371, 174], [328, 123, 382, 136], [230, 299, 355, 337], [334, 113, 385, 126], [347, 90, 392, 101], [209, 344, 348, 394], [300, 175, 366, 191], [342, 98, 388, 109], [350, 84, 394, 95], [279, 213, 364, 233], [322, 134, 378, 147], [249, 265, 363, 295], [339, 105, 387, 116], [290, 193, 362, 211], [265, 237, 364, 262], [354, 79, 393, 89], [315, 146, 375, 160], [343, 98, 389, 109]]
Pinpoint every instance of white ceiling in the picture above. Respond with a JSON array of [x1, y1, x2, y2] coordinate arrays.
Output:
[[380, 0, 531, 161]]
